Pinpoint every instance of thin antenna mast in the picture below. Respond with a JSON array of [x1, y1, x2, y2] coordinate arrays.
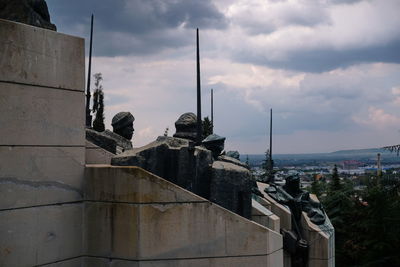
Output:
[[196, 28, 202, 144], [85, 14, 94, 127], [211, 88, 214, 134]]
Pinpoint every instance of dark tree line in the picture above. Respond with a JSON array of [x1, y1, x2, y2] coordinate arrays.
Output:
[[311, 168, 400, 266], [92, 73, 105, 132]]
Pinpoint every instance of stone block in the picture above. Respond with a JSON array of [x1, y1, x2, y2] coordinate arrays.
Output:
[[86, 141, 114, 164], [40, 257, 84, 267], [0, 146, 84, 209], [301, 212, 335, 267], [137, 255, 270, 267], [84, 166, 203, 203], [84, 166, 283, 265], [252, 198, 280, 232], [139, 202, 281, 260], [257, 182, 292, 230], [83, 257, 113, 267], [84, 202, 139, 259], [0, 204, 83, 267], [0, 19, 84, 91], [267, 249, 284, 267], [0, 82, 85, 146]]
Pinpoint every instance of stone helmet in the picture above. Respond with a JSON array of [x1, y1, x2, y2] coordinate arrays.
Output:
[[111, 112, 135, 131]]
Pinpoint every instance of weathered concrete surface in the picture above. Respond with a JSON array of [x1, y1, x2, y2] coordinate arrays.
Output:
[[40, 257, 84, 266], [252, 198, 280, 232], [0, 19, 85, 266], [0, 19, 84, 90], [86, 141, 114, 164], [211, 160, 253, 218], [85, 165, 202, 203], [112, 136, 213, 199], [84, 166, 283, 266], [0, 204, 83, 267], [0, 82, 84, 145], [257, 182, 292, 230], [301, 212, 335, 267], [0, 146, 84, 209]]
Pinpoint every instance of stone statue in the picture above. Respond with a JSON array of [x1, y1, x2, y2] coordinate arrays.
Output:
[[265, 175, 328, 267], [202, 134, 226, 159], [86, 112, 134, 154], [0, 0, 57, 31], [226, 151, 240, 160], [112, 115, 255, 219], [173, 112, 197, 141], [266, 175, 326, 225], [111, 112, 135, 140]]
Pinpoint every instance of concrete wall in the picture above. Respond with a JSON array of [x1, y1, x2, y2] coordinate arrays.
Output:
[[86, 141, 114, 164], [84, 165, 284, 267], [301, 212, 335, 267], [0, 19, 85, 266], [252, 198, 280, 232]]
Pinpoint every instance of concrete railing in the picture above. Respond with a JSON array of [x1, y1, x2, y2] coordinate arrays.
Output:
[[0, 19, 85, 267], [84, 165, 284, 266]]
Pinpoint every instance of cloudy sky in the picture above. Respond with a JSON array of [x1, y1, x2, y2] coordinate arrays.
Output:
[[47, 0, 400, 154]]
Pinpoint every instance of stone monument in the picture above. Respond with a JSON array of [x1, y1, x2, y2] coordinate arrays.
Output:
[[265, 175, 332, 266], [173, 112, 197, 141], [0, 0, 57, 31], [112, 113, 255, 218], [86, 111, 134, 154], [202, 134, 226, 159]]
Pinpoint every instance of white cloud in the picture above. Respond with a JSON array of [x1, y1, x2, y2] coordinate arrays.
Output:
[[353, 107, 400, 128], [57, 0, 400, 153]]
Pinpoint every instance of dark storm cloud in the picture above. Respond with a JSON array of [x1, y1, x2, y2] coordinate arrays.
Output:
[[234, 41, 400, 73], [47, 0, 226, 56]]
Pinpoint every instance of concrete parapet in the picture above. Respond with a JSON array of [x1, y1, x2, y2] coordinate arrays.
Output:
[[301, 212, 335, 267], [257, 182, 292, 231], [86, 141, 114, 164], [252, 198, 280, 232], [84, 165, 284, 266], [0, 19, 84, 91], [0, 204, 83, 267], [0, 19, 85, 266]]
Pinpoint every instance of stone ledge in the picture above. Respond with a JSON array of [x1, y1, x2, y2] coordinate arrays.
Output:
[[0, 19, 84, 91]]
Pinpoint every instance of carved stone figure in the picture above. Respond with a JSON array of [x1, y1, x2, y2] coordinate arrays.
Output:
[[0, 0, 57, 31], [266, 175, 326, 225], [202, 134, 226, 159], [173, 112, 197, 141], [111, 111, 135, 140], [265, 175, 329, 267], [86, 112, 134, 154], [226, 150, 240, 160]]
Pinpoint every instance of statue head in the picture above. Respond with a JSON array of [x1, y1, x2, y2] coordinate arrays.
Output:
[[173, 112, 197, 141], [284, 175, 301, 197], [111, 112, 135, 140], [202, 134, 226, 159]]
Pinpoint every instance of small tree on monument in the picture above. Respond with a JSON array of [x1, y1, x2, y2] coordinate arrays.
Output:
[[92, 73, 105, 132], [311, 174, 323, 198], [202, 116, 213, 138], [330, 164, 342, 193], [261, 149, 274, 182]]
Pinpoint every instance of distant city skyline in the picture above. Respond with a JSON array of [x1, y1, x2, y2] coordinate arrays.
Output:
[[48, 0, 400, 154]]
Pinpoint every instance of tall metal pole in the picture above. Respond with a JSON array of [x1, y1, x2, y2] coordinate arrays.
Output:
[[268, 108, 274, 183], [211, 88, 214, 134], [269, 108, 272, 160], [85, 14, 94, 127], [196, 28, 202, 144]]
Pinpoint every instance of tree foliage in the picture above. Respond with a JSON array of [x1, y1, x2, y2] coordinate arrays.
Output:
[[261, 149, 274, 182], [92, 73, 105, 132], [320, 171, 400, 266], [202, 116, 213, 138]]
